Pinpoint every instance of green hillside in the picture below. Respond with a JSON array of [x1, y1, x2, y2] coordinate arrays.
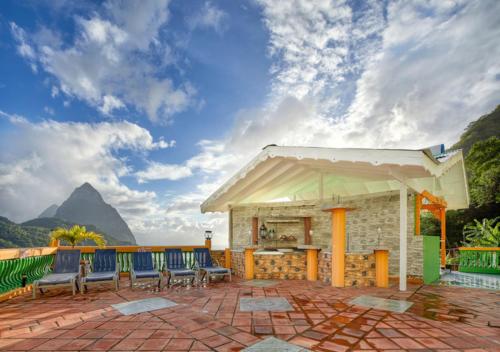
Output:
[[0, 216, 128, 248], [0, 216, 51, 248], [451, 105, 500, 154]]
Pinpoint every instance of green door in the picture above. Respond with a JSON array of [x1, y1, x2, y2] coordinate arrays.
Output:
[[423, 236, 440, 284]]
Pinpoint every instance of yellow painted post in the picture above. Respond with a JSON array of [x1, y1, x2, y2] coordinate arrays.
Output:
[[374, 250, 389, 288], [306, 249, 318, 281], [332, 208, 346, 288], [224, 248, 231, 269], [205, 239, 212, 250], [49, 239, 60, 247], [244, 248, 255, 280]]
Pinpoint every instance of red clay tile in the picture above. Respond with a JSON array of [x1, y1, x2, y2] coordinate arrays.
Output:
[[58, 338, 95, 350], [229, 331, 260, 346], [111, 338, 145, 350], [201, 334, 232, 348], [366, 337, 400, 349], [4, 338, 49, 350], [391, 337, 426, 349], [289, 336, 319, 348], [214, 340, 245, 352], [128, 329, 154, 339], [137, 338, 170, 350], [165, 338, 194, 350], [84, 338, 120, 350], [415, 337, 452, 349]]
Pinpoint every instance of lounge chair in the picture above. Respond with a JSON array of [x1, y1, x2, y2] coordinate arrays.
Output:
[[81, 249, 119, 293], [193, 248, 231, 284], [130, 251, 162, 289], [164, 249, 197, 287], [33, 249, 81, 298]]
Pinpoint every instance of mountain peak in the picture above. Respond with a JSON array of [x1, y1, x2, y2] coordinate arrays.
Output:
[[69, 182, 103, 202], [55, 182, 136, 245], [38, 204, 59, 218]]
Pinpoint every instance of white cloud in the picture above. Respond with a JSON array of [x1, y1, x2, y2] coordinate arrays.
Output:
[[43, 106, 55, 115], [136, 162, 192, 183], [0, 111, 169, 232], [187, 2, 228, 33], [100, 95, 125, 115], [9, 22, 37, 73], [10, 0, 195, 123]]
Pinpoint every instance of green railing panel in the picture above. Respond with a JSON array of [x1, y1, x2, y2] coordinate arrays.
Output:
[[0, 255, 54, 294], [459, 249, 500, 274]]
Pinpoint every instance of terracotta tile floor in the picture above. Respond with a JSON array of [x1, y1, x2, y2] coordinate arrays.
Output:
[[0, 279, 499, 351]]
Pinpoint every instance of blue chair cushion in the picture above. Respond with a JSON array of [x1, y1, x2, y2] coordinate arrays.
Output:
[[93, 249, 116, 272], [202, 267, 230, 274], [53, 250, 81, 274], [168, 269, 195, 276], [37, 273, 78, 285], [133, 252, 155, 271], [134, 270, 160, 279], [84, 271, 116, 282], [194, 248, 213, 268], [165, 249, 186, 270]]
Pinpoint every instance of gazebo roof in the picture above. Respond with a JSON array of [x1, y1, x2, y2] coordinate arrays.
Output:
[[201, 145, 469, 212]]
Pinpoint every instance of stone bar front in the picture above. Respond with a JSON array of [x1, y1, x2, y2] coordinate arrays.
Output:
[[253, 251, 306, 280]]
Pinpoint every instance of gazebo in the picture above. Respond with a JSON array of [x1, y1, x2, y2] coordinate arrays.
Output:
[[202, 145, 469, 290]]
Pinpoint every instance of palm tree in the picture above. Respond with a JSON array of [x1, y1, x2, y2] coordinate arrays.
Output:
[[50, 225, 106, 247]]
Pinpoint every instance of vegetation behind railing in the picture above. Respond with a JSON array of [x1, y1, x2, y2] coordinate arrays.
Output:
[[458, 247, 500, 274]]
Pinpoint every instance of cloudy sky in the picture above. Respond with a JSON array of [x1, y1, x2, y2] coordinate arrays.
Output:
[[0, 0, 499, 248]]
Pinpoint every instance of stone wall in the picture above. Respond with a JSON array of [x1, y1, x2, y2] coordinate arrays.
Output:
[[231, 192, 423, 277], [254, 253, 306, 280], [345, 253, 376, 287], [210, 250, 225, 267], [230, 250, 245, 278], [318, 251, 376, 287], [318, 251, 332, 283]]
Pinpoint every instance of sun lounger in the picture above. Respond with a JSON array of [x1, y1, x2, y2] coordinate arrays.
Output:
[[164, 248, 197, 287], [130, 251, 162, 289], [81, 249, 119, 292], [193, 248, 231, 284], [33, 249, 81, 298]]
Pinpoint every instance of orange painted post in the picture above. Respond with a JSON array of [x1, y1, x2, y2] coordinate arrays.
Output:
[[415, 194, 422, 235], [224, 248, 231, 269], [440, 208, 446, 267], [332, 209, 346, 287], [205, 239, 212, 250], [244, 248, 255, 280], [306, 248, 318, 281], [374, 250, 389, 288]]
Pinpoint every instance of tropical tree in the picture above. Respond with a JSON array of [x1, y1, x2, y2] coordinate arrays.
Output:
[[463, 217, 500, 247], [50, 225, 106, 247]]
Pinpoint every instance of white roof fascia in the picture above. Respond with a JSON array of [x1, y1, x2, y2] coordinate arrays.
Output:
[[200, 146, 468, 212]]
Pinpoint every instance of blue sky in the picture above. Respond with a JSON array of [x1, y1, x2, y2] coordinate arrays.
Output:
[[0, 0, 499, 247]]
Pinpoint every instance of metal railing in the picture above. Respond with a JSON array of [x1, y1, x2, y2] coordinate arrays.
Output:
[[458, 247, 500, 275]]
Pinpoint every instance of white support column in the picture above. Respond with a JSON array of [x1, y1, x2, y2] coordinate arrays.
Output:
[[399, 183, 407, 291]]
